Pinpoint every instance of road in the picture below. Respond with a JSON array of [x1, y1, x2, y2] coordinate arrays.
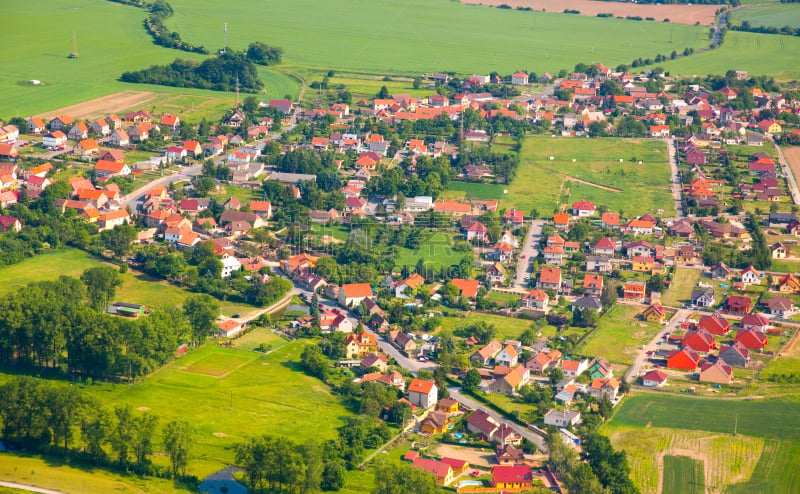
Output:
[[122, 164, 203, 210], [664, 138, 685, 218], [771, 136, 800, 205], [711, 11, 728, 47], [624, 308, 691, 384], [515, 80, 560, 103], [514, 219, 545, 289], [0, 481, 64, 494], [448, 387, 548, 452]]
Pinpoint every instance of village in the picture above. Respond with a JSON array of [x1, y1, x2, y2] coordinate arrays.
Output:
[[1, 65, 800, 493]]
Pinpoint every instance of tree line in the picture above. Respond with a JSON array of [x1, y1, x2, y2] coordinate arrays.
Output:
[[121, 52, 263, 92], [108, 0, 208, 53], [0, 269, 222, 379], [0, 376, 193, 479], [731, 20, 800, 37]]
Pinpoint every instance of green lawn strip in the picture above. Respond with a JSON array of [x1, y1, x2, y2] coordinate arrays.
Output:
[[662, 268, 702, 307], [663, 455, 705, 494], [575, 305, 663, 365], [231, 327, 289, 351]]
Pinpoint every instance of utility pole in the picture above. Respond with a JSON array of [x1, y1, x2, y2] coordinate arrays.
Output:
[[223, 22, 228, 54], [235, 76, 240, 108]]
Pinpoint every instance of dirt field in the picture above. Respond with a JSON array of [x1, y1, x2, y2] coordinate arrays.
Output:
[[784, 146, 800, 193], [461, 0, 719, 26], [37, 90, 159, 120], [434, 443, 496, 468]]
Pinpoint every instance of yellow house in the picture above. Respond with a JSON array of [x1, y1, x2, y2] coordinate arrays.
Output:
[[436, 398, 459, 414], [420, 411, 449, 435], [632, 257, 654, 272], [641, 303, 666, 323]]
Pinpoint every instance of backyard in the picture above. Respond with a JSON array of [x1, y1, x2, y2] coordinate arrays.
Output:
[[575, 305, 664, 365]]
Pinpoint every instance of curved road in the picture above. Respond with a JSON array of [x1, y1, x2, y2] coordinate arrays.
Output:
[[122, 164, 204, 210]]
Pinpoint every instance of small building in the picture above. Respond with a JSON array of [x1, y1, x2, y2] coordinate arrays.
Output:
[[492, 465, 533, 490], [642, 369, 668, 387], [543, 409, 581, 428], [106, 302, 147, 317], [408, 379, 438, 409], [699, 361, 733, 385], [641, 303, 666, 323]]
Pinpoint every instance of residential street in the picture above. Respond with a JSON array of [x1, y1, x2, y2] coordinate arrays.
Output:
[[664, 138, 685, 218], [514, 219, 545, 289], [624, 308, 690, 384], [772, 136, 799, 205], [122, 164, 203, 210]]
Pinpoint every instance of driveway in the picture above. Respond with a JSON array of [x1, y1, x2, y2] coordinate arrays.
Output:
[[664, 138, 685, 218]]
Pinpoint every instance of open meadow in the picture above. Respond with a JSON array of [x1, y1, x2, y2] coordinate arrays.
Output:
[[1, 0, 298, 118], [165, 0, 707, 76], [663, 455, 705, 494], [731, 2, 800, 29], [0, 249, 252, 316], [505, 136, 673, 216], [575, 304, 664, 365]]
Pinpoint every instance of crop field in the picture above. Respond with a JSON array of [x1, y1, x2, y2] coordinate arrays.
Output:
[[663, 455, 705, 494], [165, 0, 706, 76], [1, 0, 298, 118], [661, 267, 702, 307], [506, 136, 673, 216], [0, 249, 251, 316], [732, 3, 800, 29], [85, 341, 352, 478], [659, 30, 800, 80], [575, 304, 664, 365]]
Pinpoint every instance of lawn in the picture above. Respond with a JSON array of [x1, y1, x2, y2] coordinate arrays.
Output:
[[661, 267, 701, 307], [731, 3, 800, 29], [231, 327, 289, 352], [0, 249, 252, 316], [659, 30, 800, 80], [441, 181, 509, 202], [439, 312, 558, 343], [505, 136, 673, 216], [0, 453, 195, 494], [767, 258, 800, 274], [663, 455, 705, 494], [84, 341, 353, 478], [165, 0, 706, 76], [1, 0, 298, 118], [394, 231, 468, 271], [575, 305, 664, 365]]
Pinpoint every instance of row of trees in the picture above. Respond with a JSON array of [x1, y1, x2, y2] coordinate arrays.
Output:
[[109, 0, 208, 53], [0, 376, 193, 478]]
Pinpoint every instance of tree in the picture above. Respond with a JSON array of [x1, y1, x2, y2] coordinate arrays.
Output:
[[81, 404, 113, 461], [377, 85, 389, 99], [321, 461, 346, 491], [373, 460, 438, 494], [183, 294, 220, 346], [100, 224, 136, 257], [110, 406, 135, 466], [246, 41, 283, 65], [301, 344, 329, 380], [163, 419, 193, 478], [131, 413, 159, 468], [462, 369, 481, 392], [81, 266, 122, 311]]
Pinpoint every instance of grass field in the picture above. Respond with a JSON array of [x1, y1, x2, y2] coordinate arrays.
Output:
[[661, 267, 701, 307], [165, 0, 706, 76], [0, 249, 251, 316], [732, 3, 800, 29], [394, 231, 468, 271], [575, 304, 664, 365], [0, 453, 195, 494], [438, 312, 559, 342], [1, 0, 298, 118], [506, 137, 673, 216], [439, 181, 509, 202], [659, 30, 800, 80], [84, 341, 352, 478], [663, 455, 705, 494], [231, 327, 289, 352]]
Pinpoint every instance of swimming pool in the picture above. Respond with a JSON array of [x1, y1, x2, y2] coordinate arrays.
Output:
[[457, 480, 483, 488]]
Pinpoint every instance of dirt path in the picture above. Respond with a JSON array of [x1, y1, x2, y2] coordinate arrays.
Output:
[[37, 90, 159, 120], [460, 0, 719, 25], [657, 448, 710, 494], [0, 481, 65, 494], [561, 174, 622, 192]]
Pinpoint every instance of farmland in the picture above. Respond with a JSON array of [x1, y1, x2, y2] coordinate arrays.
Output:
[[165, 0, 707, 76], [575, 304, 664, 365], [505, 136, 673, 216], [0, 249, 252, 316], [731, 2, 800, 29], [1, 0, 298, 118], [663, 455, 705, 494]]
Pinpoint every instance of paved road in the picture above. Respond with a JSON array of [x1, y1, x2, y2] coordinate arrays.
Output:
[[771, 136, 800, 205], [448, 387, 548, 453], [712, 11, 728, 47], [0, 480, 65, 494], [664, 138, 685, 218], [624, 308, 690, 383], [122, 164, 203, 210], [514, 219, 545, 289]]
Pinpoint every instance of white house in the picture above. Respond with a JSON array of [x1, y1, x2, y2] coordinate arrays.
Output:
[[543, 409, 581, 428], [408, 378, 438, 409], [221, 254, 242, 278], [494, 345, 519, 368], [642, 370, 668, 387], [42, 131, 67, 149]]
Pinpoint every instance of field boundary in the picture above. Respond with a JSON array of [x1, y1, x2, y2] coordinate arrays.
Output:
[[659, 451, 709, 494], [561, 174, 622, 192], [36, 91, 160, 120]]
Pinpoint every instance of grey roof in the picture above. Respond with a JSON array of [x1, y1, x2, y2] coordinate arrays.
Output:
[[573, 296, 602, 311]]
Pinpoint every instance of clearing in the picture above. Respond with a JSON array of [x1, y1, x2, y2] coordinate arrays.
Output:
[[662, 455, 705, 494], [506, 136, 673, 216], [661, 268, 702, 307], [461, 0, 719, 25], [575, 304, 664, 365]]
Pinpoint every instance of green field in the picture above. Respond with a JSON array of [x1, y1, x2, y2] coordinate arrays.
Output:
[[1, 0, 298, 118], [165, 0, 706, 76], [84, 341, 352, 478], [661, 267, 701, 307], [0, 453, 195, 494], [663, 455, 705, 494], [725, 440, 800, 494], [394, 231, 468, 271], [659, 30, 800, 80], [506, 137, 673, 216], [231, 327, 289, 351], [440, 181, 509, 202], [438, 312, 559, 343], [0, 249, 252, 316], [732, 3, 800, 29], [575, 304, 664, 365]]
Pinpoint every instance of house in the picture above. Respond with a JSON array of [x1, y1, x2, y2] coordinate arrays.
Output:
[[583, 274, 603, 297], [94, 160, 131, 178], [762, 296, 795, 318], [249, 200, 272, 219], [528, 350, 561, 374], [698, 314, 730, 335], [543, 409, 581, 428], [492, 465, 533, 490], [740, 266, 761, 285], [411, 458, 453, 486], [669, 219, 695, 238], [451, 278, 480, 299], [466, 409, 501, 439], [691, 288, 715, 308], [408, 379, 438, 408], [96, 210, 130, 231], [437, 398, 459, 414], [667, 348, 701, 371], [344, 332, 378, 359], [777, 273, 800, 293], [553, 212, 570, 229], [572, 200, 596, 217], [0, 215, 22, 233], [593, 238, 616, 256], [394, 273, 426, 298], [221, 255, 242, 278], [588, 377, 619, 401], [217, 319, 244, 338], [49, 115, 73, 131], [108, 129, 130, 147], [466, 221, 489, 242], [74, 138, 99, 157], [710, 262, 732, 280], [624, 219, 655, 235], [682, 329, 717, 353], [741, 313, 770, 332], [719, 342, 751, 368], [420, 411, 450, 434], [160, 114, 180, 132], [99, 149, 125, 163], [520, 289, 549, 311], [537, 267, 562, 291], [511, 72, 529, 85], [495, 444, 525, 465], [586, 256, 612, 273], [471, 340, 502, 367], [90, 119, 110, 136], [642, 369, 668, 387], [601, 212, 620, 229], [699, 361, 733, 385], [487, 366, 530, 396], [735, 328, 768, 350], [627, 241, 653, 258], [573, 295, 603, 313], [495, 345, 520, 368], [485, 262, 506, 285], [724, 296, 752, 315], [561, 358, 589, 378], [641, 303, 666, 323], [771, 242, 790, 259], [27, 117, 46, 134], [623, 281, 646, 303], [42, 131, 67, 149], [757, 119, 782, 135]]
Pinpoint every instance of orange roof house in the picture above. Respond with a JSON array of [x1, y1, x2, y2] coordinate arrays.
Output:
[[451, 278, 480, 298]]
